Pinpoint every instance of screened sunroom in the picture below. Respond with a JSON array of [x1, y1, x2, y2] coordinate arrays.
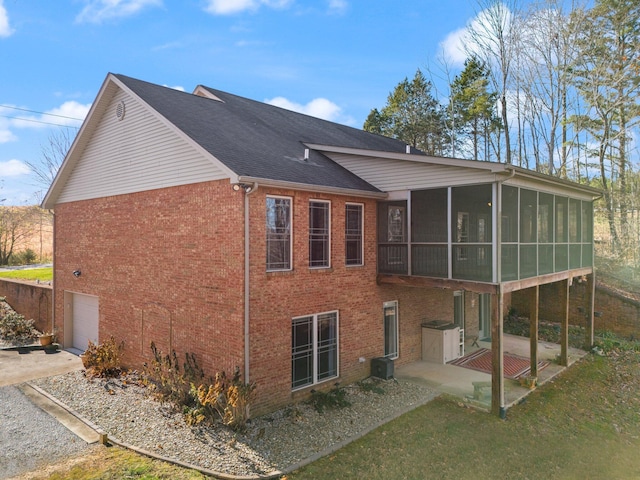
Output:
[[377, 183, 594, 284]]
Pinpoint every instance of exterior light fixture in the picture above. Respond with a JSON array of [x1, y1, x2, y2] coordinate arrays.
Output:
[[232, 183, 252, 193], [73, 270, 81, 278]]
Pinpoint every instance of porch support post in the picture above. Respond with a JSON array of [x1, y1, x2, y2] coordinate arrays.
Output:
[[560, 278, 570, 366], [529, 285, 539, 378], [491, 287, 504, 416], [585, 272, 595, 349]]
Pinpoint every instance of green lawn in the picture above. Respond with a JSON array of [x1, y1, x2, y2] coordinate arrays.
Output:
[[18, 348, 640, 479], [0, 267, 52, 282], [289, 352, 640, 480]]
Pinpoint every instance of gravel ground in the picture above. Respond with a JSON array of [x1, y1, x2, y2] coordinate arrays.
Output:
[[0, 385, 93, 479], [32, 371, 437, 477]]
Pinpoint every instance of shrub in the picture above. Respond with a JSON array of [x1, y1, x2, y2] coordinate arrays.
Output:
[[143, 344, 256, 431], [190, 368, 257, 431], [594, 330, 640, 354], [309, 386, 351, 413], [0, 301, 39, 343], [142, 342, 205, 407], [81, 336, 124, 378]]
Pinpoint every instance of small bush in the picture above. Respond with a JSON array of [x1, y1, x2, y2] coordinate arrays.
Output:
[[310, 386, 351, 413], [143, 344, 256, 431], [594, 330, 640, 354], [81, 336, 124, 378], [142, 342, 205, 407], [190, 368, 257, 431], [0, 301, 39, 343], [358, 379, 386, 395]]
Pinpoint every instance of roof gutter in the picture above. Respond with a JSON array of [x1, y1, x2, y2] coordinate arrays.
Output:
[[236, 176, 387, 199]]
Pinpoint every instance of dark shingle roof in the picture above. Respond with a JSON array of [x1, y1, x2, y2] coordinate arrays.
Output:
[[115, 74, 421, 193]]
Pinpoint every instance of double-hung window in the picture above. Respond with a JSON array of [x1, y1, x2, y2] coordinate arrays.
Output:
[[266, 196, 292, 271], [292, 311, 339, 389], [309, 200, 330, 268], [345, 203, 363, 266]]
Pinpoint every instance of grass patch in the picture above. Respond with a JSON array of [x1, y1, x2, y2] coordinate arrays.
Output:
[[0, 267, 52, 282], [19, 338, 640, 479], [28, 446, 207, 480], [289, 351, 640, 479]]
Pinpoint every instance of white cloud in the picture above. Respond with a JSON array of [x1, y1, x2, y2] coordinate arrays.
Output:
[[76, 0, 162, 24], [266, 96, 343, 122], [439, 27, 468, 67], [0, 128, 17, 143], [327, 0, 348, 15], [0, 0, 13, 38], [0, 159, 30, 177], [204, 0, 293, 15], [439, 4, 514, 68]]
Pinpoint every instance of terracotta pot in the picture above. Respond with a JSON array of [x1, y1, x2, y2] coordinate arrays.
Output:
[[39, 334, 54, 346]]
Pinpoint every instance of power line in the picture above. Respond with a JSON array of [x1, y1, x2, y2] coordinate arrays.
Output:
[[0, 113, 80, 128], [0, 104, 85, 121]]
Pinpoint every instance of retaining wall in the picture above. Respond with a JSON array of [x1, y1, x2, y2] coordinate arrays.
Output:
[[0, 278, 52, 334]]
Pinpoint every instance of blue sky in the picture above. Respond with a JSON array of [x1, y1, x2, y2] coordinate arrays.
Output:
[[0, 0, 481, 205]]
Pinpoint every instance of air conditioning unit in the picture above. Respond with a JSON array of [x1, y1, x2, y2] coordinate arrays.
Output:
[[371, 357, 394, 380]]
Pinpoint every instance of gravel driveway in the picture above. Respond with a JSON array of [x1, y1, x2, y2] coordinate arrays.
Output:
[[0, 385, 92, 479]]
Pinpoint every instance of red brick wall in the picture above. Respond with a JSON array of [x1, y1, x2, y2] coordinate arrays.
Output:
[[592, 285, 640, 338], [511, 280, 590, 329], [54, 181, 477, 415], [53, 180, 246, 376], [245, 188, 454, 413], [510, 279, 640, 339], [0, 279, 52, 333]]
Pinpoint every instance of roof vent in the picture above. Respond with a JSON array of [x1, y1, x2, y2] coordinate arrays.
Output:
[[304, 148, 310, 160], [116, 101, 126, 121], [406, 144, 411, 154]]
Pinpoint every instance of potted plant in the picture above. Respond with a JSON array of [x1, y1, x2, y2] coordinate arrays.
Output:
[[38, 329, 56, 346], [519, 374, 537, 389]]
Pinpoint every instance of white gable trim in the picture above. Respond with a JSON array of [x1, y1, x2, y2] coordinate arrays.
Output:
[[43, 74, 240, 209]]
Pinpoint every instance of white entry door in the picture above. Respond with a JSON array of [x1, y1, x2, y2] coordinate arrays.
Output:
[[72, 293, 99, 351]]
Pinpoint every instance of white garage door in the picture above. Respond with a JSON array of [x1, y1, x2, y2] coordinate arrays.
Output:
[[72, 293, 99, 351]]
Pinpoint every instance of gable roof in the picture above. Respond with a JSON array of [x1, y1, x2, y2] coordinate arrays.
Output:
[[42, 73, 600, 209]]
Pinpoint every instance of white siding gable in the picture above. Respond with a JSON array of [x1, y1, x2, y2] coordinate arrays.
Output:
[[57, 89, 229, 204], [328, 153, 498, 192]]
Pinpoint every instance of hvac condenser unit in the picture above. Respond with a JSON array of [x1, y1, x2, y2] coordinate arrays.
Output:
[[371, 357, 394, 380]]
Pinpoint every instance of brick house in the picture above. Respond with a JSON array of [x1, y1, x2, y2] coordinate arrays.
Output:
[[42, 74, 601, 415]]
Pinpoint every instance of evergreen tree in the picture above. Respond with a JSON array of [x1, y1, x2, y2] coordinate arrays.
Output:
[[364, 70, 449, 156], [449, 56, 501, 161]]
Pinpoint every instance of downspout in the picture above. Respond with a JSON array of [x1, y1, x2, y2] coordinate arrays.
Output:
[[51, 210, 56, 338], [243, 183, 259, 383]]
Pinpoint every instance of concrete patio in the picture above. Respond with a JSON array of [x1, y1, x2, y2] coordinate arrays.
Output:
[[395, 333, 589, 411]]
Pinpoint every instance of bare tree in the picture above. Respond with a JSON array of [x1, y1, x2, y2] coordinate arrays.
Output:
[[25, 129, 72, 201], [466, 0, 521, 164], [0, 207, 39, 265]]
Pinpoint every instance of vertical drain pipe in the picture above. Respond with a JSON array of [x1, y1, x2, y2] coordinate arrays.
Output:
[[243, 183, 258, 383]]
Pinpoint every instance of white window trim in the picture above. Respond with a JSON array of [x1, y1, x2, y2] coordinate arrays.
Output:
[[309, 199, 331, 269], [266, 195, 293, 272], [383, 300, 399, 360], [292, 310, 340, 391], [345, 202, 364, 267]]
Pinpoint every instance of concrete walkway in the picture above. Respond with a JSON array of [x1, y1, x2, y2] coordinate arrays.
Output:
[[0, 346, 83, 387], [396, 334, 588, 410], [0, 346, 101, 442]]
